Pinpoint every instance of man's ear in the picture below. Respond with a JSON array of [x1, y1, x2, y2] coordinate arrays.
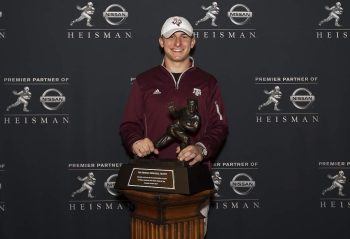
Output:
[[159, 37, 164, 48], [190, 37, 196, 49]]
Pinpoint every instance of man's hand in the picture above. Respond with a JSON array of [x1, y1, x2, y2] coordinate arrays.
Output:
[[132, 138, 159, 157], [177, 145, 203, 166]]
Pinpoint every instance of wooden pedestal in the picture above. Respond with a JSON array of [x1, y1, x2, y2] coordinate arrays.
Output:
[[121, 189, 212, 239]]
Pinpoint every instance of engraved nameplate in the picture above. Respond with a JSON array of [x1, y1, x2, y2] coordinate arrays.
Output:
[[127, 168, 175, 190]]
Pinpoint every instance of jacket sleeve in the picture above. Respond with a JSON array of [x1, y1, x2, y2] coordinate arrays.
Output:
[[119, 80, 145, 154], [197, 82, 228, 160]]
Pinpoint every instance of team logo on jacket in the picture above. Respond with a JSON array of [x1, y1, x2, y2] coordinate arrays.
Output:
[[193, 88, 201, 96]]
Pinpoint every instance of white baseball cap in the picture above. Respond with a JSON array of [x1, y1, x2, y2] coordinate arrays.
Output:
[[160, 16, 193, 38]]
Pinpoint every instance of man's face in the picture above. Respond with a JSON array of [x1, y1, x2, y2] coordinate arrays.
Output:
[[159, 31, 195, 63]]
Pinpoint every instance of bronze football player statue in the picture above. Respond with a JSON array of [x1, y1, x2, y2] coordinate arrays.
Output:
[[155, 99, 200, 150]]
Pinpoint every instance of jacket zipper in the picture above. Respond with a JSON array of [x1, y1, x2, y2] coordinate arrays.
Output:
[[161, 59, 194, 90]]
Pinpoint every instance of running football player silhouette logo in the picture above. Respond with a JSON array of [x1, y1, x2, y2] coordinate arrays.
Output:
[[258, 86, 282, 111], [71, 172, 96, 198], [319, 2, 343, 27], [6, 86, 32, 112], [195, 2, 220, 27], [322, 171, 346, 196], [70, 2, 95, 27]]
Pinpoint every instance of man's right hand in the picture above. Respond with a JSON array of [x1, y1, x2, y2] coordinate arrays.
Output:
[[132, 138, 159, 157]]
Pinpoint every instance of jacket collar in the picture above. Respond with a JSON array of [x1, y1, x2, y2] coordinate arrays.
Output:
[[161, 57, 195, 70]]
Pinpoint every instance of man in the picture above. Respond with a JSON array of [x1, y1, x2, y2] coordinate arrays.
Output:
[[120, 16, 228, 163], [120, 16, 228, 234], [319, 2, 343, 27]]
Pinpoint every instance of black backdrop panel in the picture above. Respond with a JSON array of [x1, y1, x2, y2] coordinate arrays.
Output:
[[1, 0, 350, 238]]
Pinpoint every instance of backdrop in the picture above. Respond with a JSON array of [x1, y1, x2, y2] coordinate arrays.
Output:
[[1, 0, 349, 239]]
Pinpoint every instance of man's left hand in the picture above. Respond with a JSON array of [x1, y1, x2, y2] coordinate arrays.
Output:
[[176, 145, 203, 166]]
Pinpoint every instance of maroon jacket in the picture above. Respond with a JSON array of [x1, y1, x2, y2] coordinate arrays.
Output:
[[120, 60, 228, 164]]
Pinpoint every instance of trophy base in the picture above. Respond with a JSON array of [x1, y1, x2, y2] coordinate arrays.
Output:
[[115, 159, 214, 195]]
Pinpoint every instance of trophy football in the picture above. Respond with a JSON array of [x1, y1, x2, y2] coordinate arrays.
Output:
[[115, 99, 214, 195]]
